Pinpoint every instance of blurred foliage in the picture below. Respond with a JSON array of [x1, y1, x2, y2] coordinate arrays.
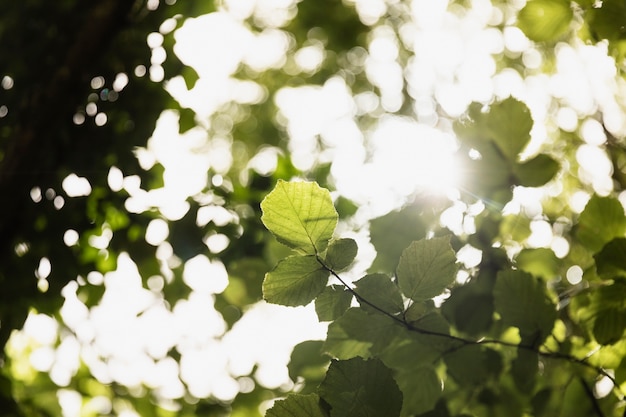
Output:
[[2, 0, 626, 416]]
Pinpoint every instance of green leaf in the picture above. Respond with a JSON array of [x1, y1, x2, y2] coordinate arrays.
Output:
[[315, 285, 353, 322], [369, 206, 427, 273], [324, 238, 358, 271], [441, 285, 494, 336], [493, 270, 556, 340], [288, 341, 330, 387], [396, 237, 458, 302], [455, 99, 533, 163], [444, 345, 502, 386], [593, 307, 626, 345], [261, 180, 338, 255], [319, 358, 402, 417], [594, 238, 626, 279], [487, 97, 533, 161], [379, 332, 440, 371], [513, 154, 560, 187], [354, 274, 404, 315], [575, 195, 626, 253], [323, 308, 401, 359], [266, 393, 329, 417], [517, 0, 573, 42], [515, 248, 560, 280], [511, 349, 538, 393], [178, 107, 196, 133], [263, 255, 329, 306], [395, 367, 442, 416]]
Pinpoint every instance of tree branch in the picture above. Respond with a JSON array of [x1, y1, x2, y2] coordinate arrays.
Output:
[[318, 260, 626, 402]]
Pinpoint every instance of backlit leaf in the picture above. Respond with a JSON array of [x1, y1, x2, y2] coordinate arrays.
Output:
[[515, 248, 560, 280], [315, 285, 352, 322], [444, 345, 502, 386], [369, 207, 427, 273], [263, 255, 329, 306], [354, 274, 404, 315], [323, 308, 401, 358], [288, 341, 330, 388], [513, 154, 560, 187], [319, 358, 402, 417], [396, 237, 458, 302], [266, 393, 328, 417], [518, 0, 573, 42], [593, 307, 626, 345], [575, 195, 626, 253], [493, 270, 556, 340], [324, 238, 357, 271], [261, 180, 338, 254], [593, 237, 626, 279], [487, 97, 533, 161], [395, 367, 442, 416]]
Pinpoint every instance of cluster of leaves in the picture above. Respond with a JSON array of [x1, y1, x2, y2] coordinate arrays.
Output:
[[260, 97, 626, 417]]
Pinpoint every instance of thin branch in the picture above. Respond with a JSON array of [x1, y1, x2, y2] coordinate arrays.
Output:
[[317, 259, 625, 401]]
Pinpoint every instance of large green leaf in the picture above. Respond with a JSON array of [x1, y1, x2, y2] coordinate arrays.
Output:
[[379, 332, 440, 371], [511, 348, 538, 393], [261, 180, 338, 254], [354, 274, 404, 315], [266, 393, 329, 417], [319, 358, 402, 417], [493, 270, 556, 340], [444, 345, 502, 387], [513, 154, 560, 187], [395, 367, 442, 416], [315, 285, 353, 322], [396, 237, 458, 302], [518, 0, 573, 42], [487, 97, 533, 161], [323, 308, 401, 358], [324, 238, 358, 271], [593, 307, 626, 345], [369, 206, 427, 273], [288, 341, 330, 389], [455, 98, 533, 162], [515, 248, 560, 280], [575, 195, 626, 253], [263, 255, 329, 306], [593, 237, 626, 279]]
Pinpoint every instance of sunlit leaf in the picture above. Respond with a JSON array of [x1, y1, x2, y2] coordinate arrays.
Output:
[[513, 154, 560, 187], [324, 238, 357, 271], [487, 97, 533, 161], [266, 393, 329, 417], [395, 367, 442, 416], [441, 285, 494, 336], [593, 237, 626, 278], [379, 333, 440, 371], [263, 255, 329, 306], [396, 237, 458, 302], [319, 358, 402, 417], [511, 349, 538, 393], [354, 274, 404, 315], [575, 195, 626, 253], [515, 248, 560, 280], [518, 0, 573, 42], [323, 308, 401, 358], [493, 270, 556, 340], [444, 345, 502, 386], [288, 341, 330, 389], [593, 307, 626, 345], [315, 285, 352, 322], [261, 180, 338, 254], [369, 207, 427, 273]]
